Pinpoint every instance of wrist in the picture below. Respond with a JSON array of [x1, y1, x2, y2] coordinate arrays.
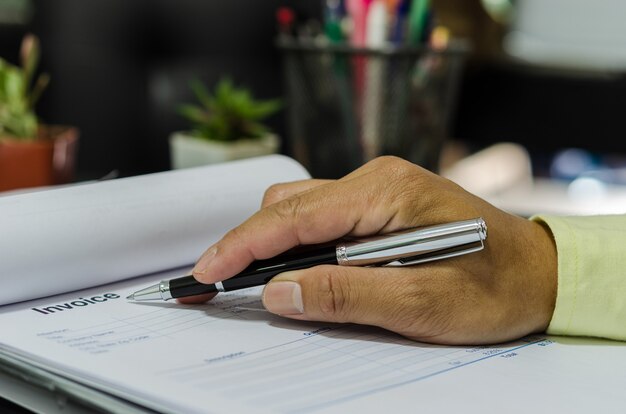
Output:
[[527, 218, 558, 332]]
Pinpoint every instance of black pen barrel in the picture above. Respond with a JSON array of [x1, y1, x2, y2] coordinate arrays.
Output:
[[169, 246, 338, 298], [169, 276, 219, 298], [222, 246, 338, 291]]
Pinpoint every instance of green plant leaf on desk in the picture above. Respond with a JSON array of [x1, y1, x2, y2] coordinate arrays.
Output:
[[177, 104, 210, 125], [20, 34, 39, 93], [177, 78, 281, 143], [190, 78, 212, 109], [0, 34, 49, 140]]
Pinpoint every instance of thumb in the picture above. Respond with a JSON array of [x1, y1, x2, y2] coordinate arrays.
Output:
[[261, 265, 411, 328]]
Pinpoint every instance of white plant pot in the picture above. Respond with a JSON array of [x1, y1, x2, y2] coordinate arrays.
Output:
[[169, 132, 280, 169]]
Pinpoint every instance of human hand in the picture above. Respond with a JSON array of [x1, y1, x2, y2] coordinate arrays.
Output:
[[186, 156, 557, 345]]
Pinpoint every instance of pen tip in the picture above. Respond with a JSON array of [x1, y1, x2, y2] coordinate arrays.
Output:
[[126, 294, 134, 300]]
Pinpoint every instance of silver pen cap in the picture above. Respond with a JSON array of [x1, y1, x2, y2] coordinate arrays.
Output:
[[336, 218, 487, 267]]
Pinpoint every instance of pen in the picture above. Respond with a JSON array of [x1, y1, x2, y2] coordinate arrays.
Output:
[[390, 0, 410, 44], [346, 0, 371, 47], [408, 0, 430, 45], [324, 0, 345, 43], [362, 0, 388, 161], [127, 218, 487, 302], [276, 7, 296, 40], [346, 0, 371, 152]]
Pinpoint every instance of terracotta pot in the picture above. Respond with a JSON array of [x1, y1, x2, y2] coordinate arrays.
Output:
[[0, 126, 79, 192]]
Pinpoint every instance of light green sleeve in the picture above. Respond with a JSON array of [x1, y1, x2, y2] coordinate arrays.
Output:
[[531, 215, 626, 340]]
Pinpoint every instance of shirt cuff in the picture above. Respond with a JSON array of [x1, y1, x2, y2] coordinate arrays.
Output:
[[531, 215, 626, 341]]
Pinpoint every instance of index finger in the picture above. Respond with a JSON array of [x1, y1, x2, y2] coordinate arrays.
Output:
[[261, 179, 333, 208], [192, 159, 414, 284]]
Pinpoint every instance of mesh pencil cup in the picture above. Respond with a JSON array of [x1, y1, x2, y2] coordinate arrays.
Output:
[[278, 38, 469, 178]]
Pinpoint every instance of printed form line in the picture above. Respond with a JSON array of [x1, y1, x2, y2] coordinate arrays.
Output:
[[299, 337, 547, 413]]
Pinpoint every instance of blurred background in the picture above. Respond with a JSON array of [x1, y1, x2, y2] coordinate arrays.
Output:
[[0, 0, 322, 179], [2, 0, 626, 214]]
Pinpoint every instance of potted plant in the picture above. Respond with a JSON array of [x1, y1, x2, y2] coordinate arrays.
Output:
[[170, 78, 281, 169], [0, 34, 78, 192]]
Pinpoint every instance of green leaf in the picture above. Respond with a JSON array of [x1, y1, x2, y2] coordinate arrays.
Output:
[[29, 73, 49, 108], [176, 77, 281, 141], [21, 34, 40, 94], [177, 104, 210, 124], [0, 35, 48, 141], [190, 79, 212, 110], [1, 111, 37, 139], [5, 69, 25, 104]]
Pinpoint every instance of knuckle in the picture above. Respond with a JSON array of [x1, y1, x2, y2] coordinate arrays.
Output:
[[271, 194, 304, 223], [389, 160, 421, 183], [268, 195, 310, 242], [262, 183, 288, 206], [377, 158, 423, 196], [381, 164, 426, 222], [369, 155, 406, 168], [223, 224, 246, 246], [316, 268, 351, 321]]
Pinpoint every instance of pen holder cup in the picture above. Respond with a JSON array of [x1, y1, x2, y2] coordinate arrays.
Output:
[[278, 39, 469, 178]]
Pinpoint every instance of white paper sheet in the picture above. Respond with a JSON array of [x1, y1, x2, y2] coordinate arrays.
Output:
[[1, 270, 625, 414], [0, 155, 309, 306]]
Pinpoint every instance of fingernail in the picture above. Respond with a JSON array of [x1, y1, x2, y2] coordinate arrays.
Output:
[[263, 281, 304, 315], [192, 247, 217, 276]]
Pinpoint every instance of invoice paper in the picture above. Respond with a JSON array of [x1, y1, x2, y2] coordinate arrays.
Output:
[[2, 268, 625, 414]]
